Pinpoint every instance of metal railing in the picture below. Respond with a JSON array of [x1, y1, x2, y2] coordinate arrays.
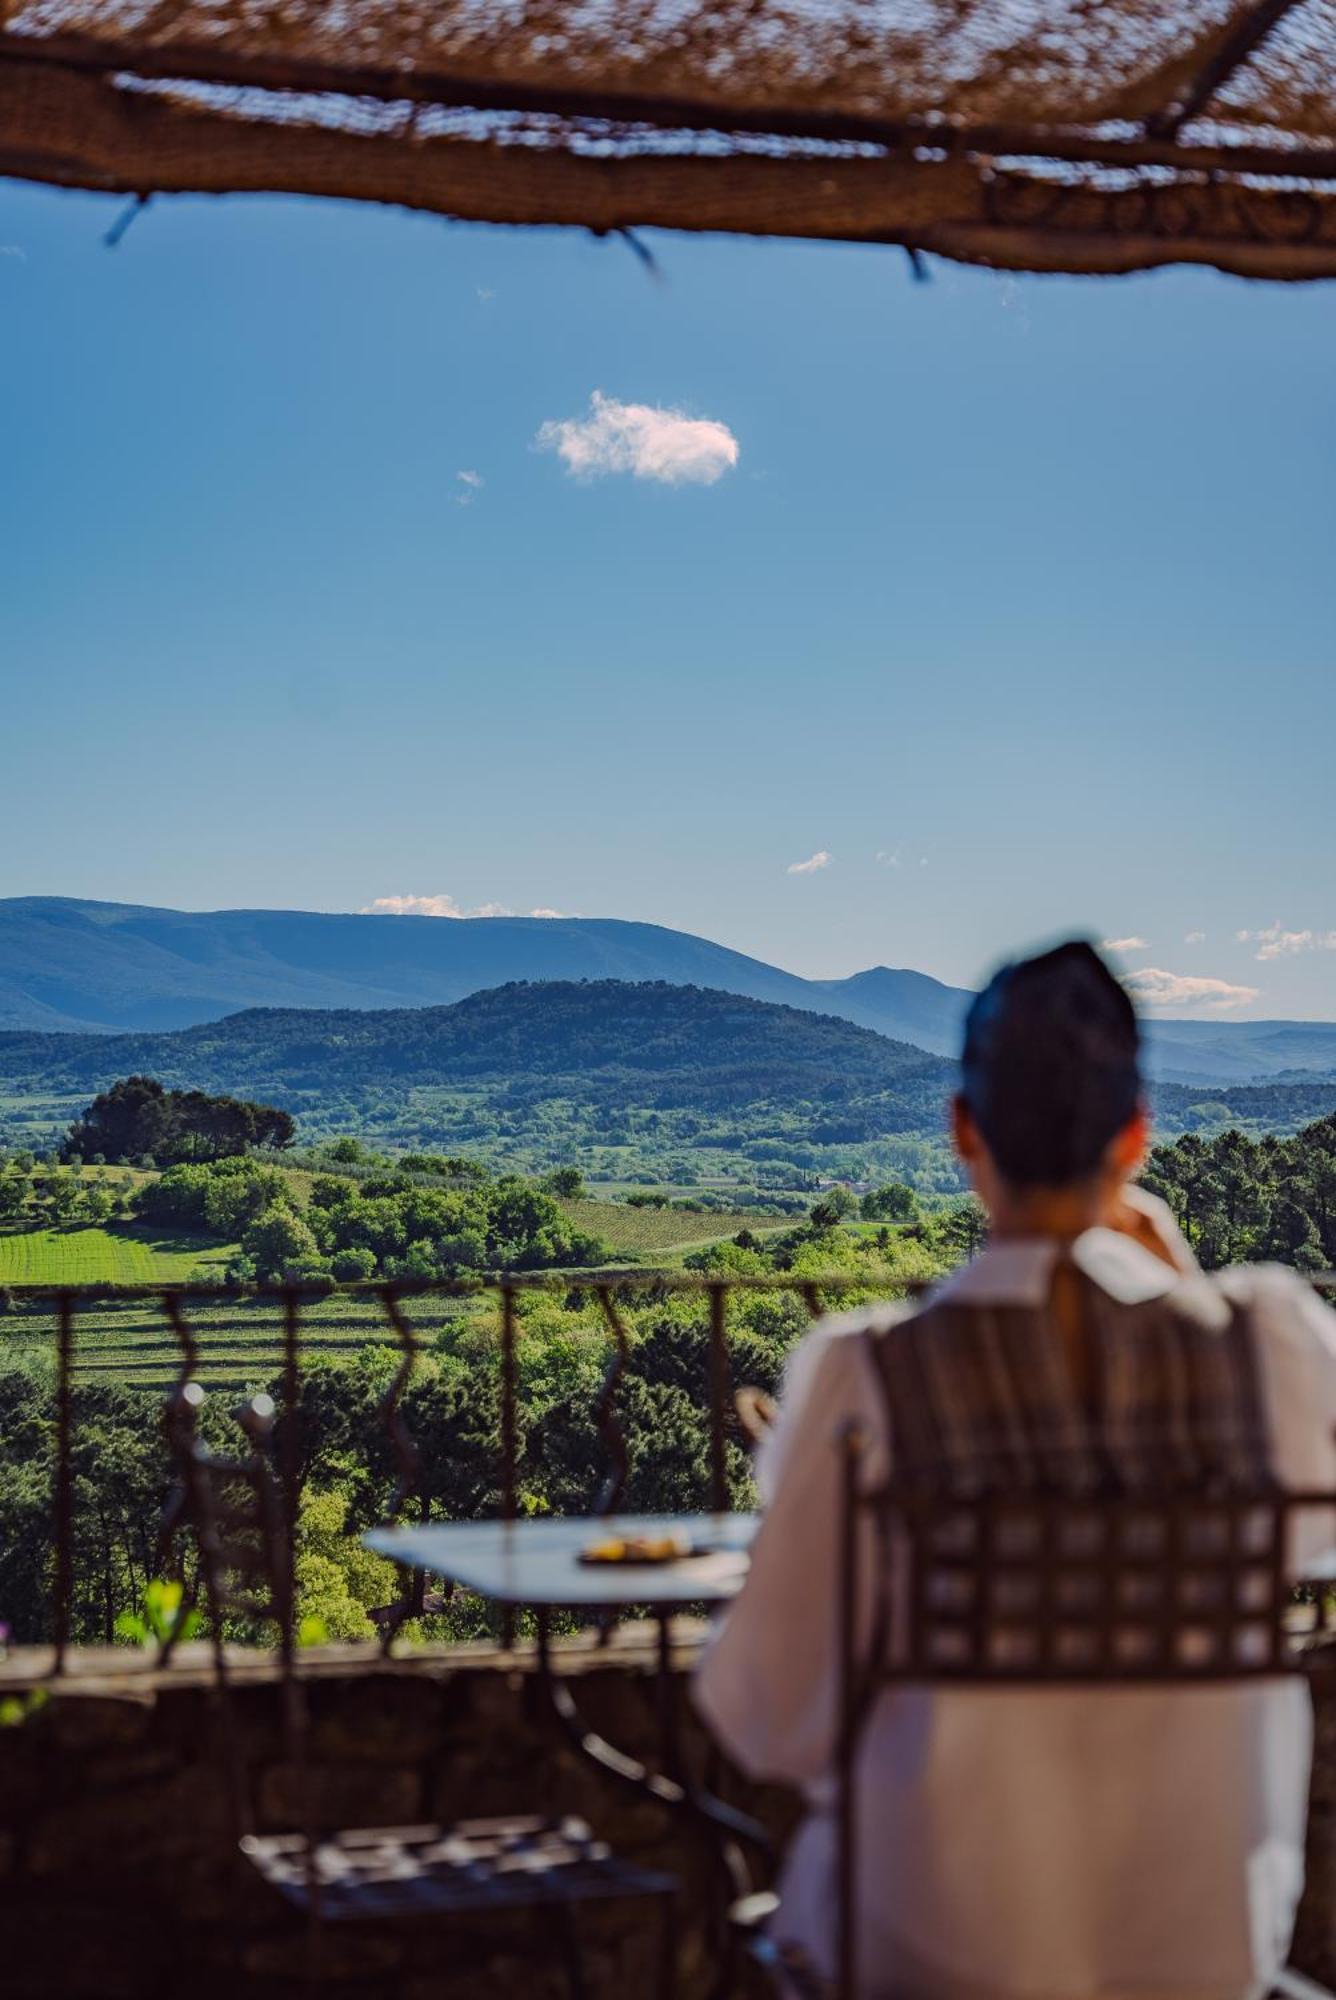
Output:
[[13, 1266, 1336, 1673], [7, 1269, 926, 1672]]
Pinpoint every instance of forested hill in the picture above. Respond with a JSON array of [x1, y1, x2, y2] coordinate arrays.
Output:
[[0, 979, 955, 1121], [2, 982, 1335, 1163]]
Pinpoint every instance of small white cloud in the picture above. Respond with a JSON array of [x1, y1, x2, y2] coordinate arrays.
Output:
[[1184, 930, 1206, 945], [361, 894, 564, 920], [787, 851, 831, 876], [455, 469, 483, 507], [1122, 966, 1260, 1012], [362, 894, 465, 918], [1237, 922, 1336, 962], [476, 286, 495, 303], [536, 391, 739, 486], [1102, 936, 1149, 953], [875, 848, 902, 869]]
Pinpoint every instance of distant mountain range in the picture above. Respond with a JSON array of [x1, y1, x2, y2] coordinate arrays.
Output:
[[2, 897, 1335, 1089]]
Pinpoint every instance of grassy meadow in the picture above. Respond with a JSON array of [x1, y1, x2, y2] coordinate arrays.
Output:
[[0, 1223, 236, 1286], [554, 1196, 786, 1261]]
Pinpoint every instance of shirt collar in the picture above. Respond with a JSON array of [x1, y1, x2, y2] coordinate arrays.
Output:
[[932, 1228, 1182, 1310]]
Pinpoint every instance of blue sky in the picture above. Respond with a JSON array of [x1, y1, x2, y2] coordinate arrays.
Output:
[[1, 180, 1333, 1016]]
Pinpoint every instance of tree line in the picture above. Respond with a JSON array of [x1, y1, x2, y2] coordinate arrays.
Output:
[[63, 1075, 294, 1165], [1143, 1112, 1336, 1270], [133, 1154, 609, 1284], [0, 1159, 129, 1230]]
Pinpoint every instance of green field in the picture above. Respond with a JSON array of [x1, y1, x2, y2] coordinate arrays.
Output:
[[556, 1197, 786, 1261], [0, 1223, 237, 1286]]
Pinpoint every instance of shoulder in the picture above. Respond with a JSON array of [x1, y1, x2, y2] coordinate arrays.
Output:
[[805, 1298, 918, 1346], [1217, 1262, 1331, 1310], [758, 1299, 907, 1498], [1210, 1268, 1336, 1480], [1214, 1264, 1336, 1361], [778, 1298, 910, 1404]]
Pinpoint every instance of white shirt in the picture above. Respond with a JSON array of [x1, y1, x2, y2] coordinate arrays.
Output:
[[695, 1231, 1336, 2000]]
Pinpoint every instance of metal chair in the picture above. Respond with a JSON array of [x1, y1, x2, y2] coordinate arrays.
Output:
[[165, 1384, 679, 1999], [735, 1436, 1336, 2000]]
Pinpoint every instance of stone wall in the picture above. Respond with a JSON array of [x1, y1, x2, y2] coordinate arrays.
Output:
[[2, 1639, 1335, 1998], [0, 1631, 794, 2000]]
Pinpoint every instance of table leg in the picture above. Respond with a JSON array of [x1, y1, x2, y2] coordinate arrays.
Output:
[[654, 1615, 758, 2000], [532, 1613, 773, 1999]]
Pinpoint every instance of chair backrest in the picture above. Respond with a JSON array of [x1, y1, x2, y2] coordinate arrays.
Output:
[[831, 1428, 1336, 2000], [869, 1463, 1329, 1685]]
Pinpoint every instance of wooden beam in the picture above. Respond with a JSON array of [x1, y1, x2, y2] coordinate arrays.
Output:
[[3, 60, 1336, 280], [3, 26, 1336, 185], [1147, 0, 1309, 138]]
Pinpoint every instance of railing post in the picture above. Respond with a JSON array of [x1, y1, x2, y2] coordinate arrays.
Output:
[[592, 1284, 631, 1516], [280, 1287, 302, 1612], [708, 1282, 730, 1514], [52, 1290, 75, 1674], [499, 1282, 518, 1649], [500, 1282, 518, 1525], [374, 1285, 426, 1654]]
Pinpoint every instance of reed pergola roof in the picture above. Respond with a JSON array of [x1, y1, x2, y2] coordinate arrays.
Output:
[[3, 2, 1336, 278]]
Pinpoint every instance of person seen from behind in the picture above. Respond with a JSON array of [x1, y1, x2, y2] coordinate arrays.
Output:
[[696, 939, 1336, 2000]]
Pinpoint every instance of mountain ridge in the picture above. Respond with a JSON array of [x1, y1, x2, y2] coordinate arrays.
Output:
[[3, 897, 1335, 1088]]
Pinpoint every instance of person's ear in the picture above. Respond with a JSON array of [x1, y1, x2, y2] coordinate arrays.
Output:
[[1108, 1104, 1150, 1178], [952, 1094, 981, 1164]]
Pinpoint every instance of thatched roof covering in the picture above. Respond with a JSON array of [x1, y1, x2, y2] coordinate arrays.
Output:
[[3, 3, 1336, 278]]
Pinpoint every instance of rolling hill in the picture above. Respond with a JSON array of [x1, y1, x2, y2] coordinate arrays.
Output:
[[2, 982, 1334, 1165], [0, 979, 956, 1118]]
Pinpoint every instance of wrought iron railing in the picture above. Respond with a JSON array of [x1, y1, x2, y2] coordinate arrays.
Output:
[[12, 1266, 1336, 1673], [7, 1270, 927, 1672]]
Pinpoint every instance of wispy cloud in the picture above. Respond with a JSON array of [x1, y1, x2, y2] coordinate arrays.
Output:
[[360, 894, 565, 920], [876, 848, 902, 869], [455, 469, 483, 507], [363, 894, 466, 918], [787, 850, 831, 876], [1102, 936, 1149, 953], [1122, 966, 1259, 1012], [1236, 922, 1336, 962], [536, 391, 739, 486], [1184, 930, 1206, 945]]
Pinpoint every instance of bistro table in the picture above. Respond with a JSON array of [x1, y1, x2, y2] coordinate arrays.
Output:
[[365, 1512, 767, 1983], [366, 1512, 756, 1612]]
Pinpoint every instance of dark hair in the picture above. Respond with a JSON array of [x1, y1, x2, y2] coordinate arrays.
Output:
[[960, 941, 1141, 1187]]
